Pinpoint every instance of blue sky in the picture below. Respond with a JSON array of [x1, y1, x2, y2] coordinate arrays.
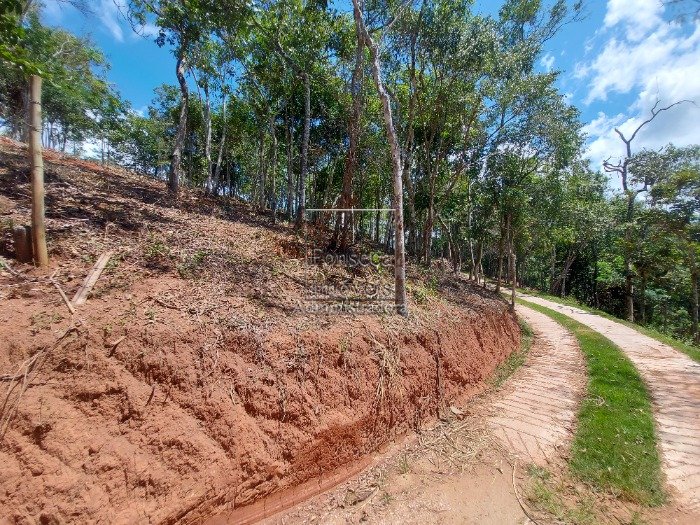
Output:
[[42, 0, 700, 172]]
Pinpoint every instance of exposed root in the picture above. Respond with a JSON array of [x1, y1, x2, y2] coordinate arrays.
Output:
[[372, 337, 401, 405]]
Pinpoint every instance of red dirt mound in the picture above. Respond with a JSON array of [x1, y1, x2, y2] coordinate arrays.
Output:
[[0, 137, 519, 523]]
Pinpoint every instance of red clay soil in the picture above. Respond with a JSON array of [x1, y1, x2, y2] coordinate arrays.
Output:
[[0, 137, 519, 524]]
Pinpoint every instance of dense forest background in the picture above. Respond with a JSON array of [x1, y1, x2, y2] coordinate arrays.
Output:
[[1, 0, 698, 344]]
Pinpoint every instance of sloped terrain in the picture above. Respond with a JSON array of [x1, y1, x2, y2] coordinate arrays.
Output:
[[0, 137, 519, 524]]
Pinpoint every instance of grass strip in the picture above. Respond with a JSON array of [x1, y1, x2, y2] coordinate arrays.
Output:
[[517, 297, 665, 506], [521, 288, 700, 364], [490, 317, 534, 389]]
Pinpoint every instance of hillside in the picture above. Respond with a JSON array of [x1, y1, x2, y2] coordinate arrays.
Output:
[[0, 137, 519, 523]]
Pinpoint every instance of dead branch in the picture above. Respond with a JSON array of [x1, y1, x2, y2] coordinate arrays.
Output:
[[0, 257, 25, 279]]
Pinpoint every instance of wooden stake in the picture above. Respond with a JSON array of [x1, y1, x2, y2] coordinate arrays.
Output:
[[28, 75, 48, 267], [12, 225, 33, 263]]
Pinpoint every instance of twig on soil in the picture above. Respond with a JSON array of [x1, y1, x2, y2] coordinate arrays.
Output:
[[151, 295, 181, 310], [49, 271, 76, 315], [0, 257, 24, 278], [356, 487, 380, 513], [145, 385, 156, 407], [0, 325, 79, 438], [512, 460, 542, 525]]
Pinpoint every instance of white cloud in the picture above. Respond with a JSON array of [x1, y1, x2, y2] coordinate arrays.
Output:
[[132, 105, 148, 117], [97, 0, 124, 42], [577, 1, 700, 170], [540, 53, 555, 72], [604, 0, 663, 41], [42, 0, 133, 43]]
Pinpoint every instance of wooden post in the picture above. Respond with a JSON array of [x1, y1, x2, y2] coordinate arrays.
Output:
[[12, 225, 33, 263], [28, 75, 49, 267]]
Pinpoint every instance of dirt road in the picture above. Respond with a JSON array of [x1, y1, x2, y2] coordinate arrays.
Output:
[[519, 294, 700, 512], [488, 305, 585, 465]]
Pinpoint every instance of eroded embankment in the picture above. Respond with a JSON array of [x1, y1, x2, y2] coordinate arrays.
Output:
[[0, 138, 519, 523], [0, 289, 518, 524]]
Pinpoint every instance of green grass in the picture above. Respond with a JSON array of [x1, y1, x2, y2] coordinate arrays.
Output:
[[490, 317, 534, 388], [520, 288, 700, 364], [517, 298, 665, 506], [526, 465, 597, 525]]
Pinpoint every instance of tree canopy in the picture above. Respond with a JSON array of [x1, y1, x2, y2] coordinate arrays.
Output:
[[1, 0, 698, 343]]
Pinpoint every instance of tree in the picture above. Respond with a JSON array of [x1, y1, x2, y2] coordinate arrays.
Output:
[[1, 2, 47, 266], [352, 0, 410, 316], [127, 0, 213, 194], [648, 145, 700, 343], [603, 99, 693, 321]]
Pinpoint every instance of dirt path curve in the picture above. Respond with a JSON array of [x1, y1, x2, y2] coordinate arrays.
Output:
[[519, 294, 700, 511], [488, 304, 586, 466]]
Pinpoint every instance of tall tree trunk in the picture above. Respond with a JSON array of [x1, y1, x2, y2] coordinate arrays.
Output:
[[269, 113, 278, 223], [353, 0, 408, 315], [496, 218, 505, 294], [336, 36, 364, 252], [474, 241, 483, 285], [402, 25, 419, 257], [170, 51, 188, 194], [213, 97, 227, 194], [437, 216, 459, 274], [256, 129, 266, 208], [623, 192, 635, 321], [423, 194, 434, 266], [28, 75, 48, 267], [203, 82, 213, 193], [374, 186, 381, 243], [285, 108, 294, 218], [296, 73, 311, 226]]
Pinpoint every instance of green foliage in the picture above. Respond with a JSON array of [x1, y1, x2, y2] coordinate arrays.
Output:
[[2, 0, 695, 349], [0, 12, 127, 148], [0, 0, 40, 73]]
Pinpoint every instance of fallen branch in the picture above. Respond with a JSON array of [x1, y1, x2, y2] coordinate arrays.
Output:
[[72, 250, 114, 306], [0, 256, 24, 279], [151, 295, 181, 310]]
